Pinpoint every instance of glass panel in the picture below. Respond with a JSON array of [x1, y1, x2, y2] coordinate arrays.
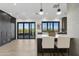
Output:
[[18, 23, 23, 39], [48, 23, 51, 32], [42, 23, 47, 31], [30, 23, 35, 39], [24, 23, 29, 39], [17, 22, 36, 39], [54, 23, 59, 32], [24, 23, 29, 33], [18, 23, 23, 34], [51, 23, 53, 31]]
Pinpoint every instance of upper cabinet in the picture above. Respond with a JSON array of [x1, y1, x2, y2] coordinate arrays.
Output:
[[0, 10, 16, 46]]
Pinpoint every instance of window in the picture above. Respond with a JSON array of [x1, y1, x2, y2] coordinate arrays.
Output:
[[54, 22, 59, 32], [42, 21, 60, 32], [42, 22, 47, 32], [17, 22, 36, 39]]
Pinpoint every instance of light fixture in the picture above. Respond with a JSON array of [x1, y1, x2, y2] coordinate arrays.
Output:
[[56, 4, 62, 15], [57, 8, 62, 15], [39, 10, 44, 15], [13, 3, 16, 6], [39, 3, 44, 15]]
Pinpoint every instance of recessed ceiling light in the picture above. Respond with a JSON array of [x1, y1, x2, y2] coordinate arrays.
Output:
[[13, 3, 16, 6]]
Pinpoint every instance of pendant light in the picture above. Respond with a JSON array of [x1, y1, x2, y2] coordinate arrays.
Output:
[[39, 3, 44, 15], [56, 4, 62, 15]]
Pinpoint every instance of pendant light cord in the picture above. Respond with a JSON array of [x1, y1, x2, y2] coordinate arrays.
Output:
[[58, 3, 60, 9], [40, 0, 43, 9], [40, 3, 42, 9]]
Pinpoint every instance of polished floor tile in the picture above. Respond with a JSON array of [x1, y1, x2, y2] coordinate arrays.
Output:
[[0, 39, 37, 56]]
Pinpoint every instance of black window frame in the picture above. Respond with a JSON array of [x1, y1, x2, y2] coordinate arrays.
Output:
[[17, 22, 36, 39], [42, 21, 60, 32]]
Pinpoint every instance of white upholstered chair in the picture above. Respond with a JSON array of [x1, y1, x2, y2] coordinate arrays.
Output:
[[42, 37, 54, 48], [57, 37, 70, 48]]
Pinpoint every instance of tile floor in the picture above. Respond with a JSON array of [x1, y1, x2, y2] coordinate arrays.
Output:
[[0, 39, 37, 56]]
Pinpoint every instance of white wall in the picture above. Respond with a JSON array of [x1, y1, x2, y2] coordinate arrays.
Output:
[[67, 3, 79, 55]]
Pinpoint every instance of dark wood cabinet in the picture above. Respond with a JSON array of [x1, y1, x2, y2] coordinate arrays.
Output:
[[0, 10, 16, 46], [58, 17, 67, 34], [62, 17, 67, 34], [10, 17, 16, 40]]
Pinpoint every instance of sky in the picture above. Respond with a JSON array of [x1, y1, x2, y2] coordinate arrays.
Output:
[[19, 23, 35, 29], [43, 22, 58, 30]]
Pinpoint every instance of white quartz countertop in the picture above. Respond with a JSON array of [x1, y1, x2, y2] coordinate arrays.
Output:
[[37, 33, 71, 38], [37, 34, 59, 38]]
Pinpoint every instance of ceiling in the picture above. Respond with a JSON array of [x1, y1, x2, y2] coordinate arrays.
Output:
[[0, 3, 67, 20]]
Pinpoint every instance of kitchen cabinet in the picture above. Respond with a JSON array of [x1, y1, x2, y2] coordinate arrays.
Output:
[[0, 10, 16, 46]]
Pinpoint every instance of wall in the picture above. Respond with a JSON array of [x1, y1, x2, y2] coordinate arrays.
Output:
[[67, 3, 79, 55]]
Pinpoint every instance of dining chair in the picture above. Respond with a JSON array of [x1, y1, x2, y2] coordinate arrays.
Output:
[[42, 37, 55, 48]]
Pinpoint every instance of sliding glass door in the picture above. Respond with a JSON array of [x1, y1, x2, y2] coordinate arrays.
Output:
[[29, 22, 35, 39], [24, 22, 29, 39], [17, 23, 24, 39], [17, 22, 36, 39]]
